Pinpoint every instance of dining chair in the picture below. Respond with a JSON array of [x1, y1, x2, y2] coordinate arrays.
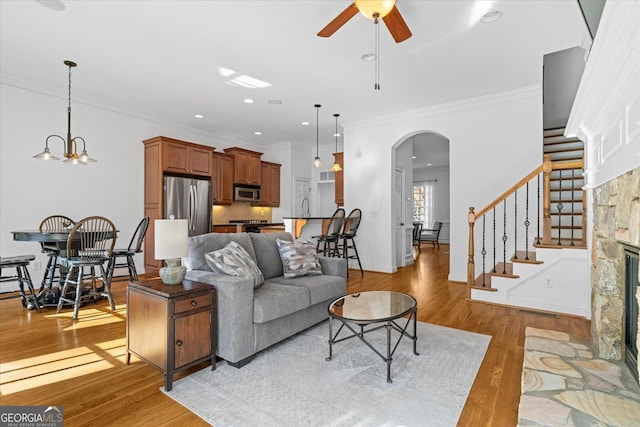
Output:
[[339, 208, 363, 276], [0, 255, 40, 312], [412, 222, 423, 253], [314, 208, 345, 257], [56, 216, 117, 320], [39, 215, 75, 290], [106, 216, 149, 282], [421, 221, 443, 248]]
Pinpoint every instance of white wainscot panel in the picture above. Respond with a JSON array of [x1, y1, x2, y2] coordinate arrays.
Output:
[[626, 92, 640, 143]]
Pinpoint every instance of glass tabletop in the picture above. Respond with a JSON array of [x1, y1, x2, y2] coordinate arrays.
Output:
[[329, 291, 416, 322]]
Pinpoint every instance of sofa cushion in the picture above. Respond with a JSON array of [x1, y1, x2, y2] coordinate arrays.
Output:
[[267, 274, 346, 305], [184, 232, 257, 271], [253, 281, 310, 323], [205, 241, 264, 288], [248, 232, 292, 280], [276, 239, 323, 279]]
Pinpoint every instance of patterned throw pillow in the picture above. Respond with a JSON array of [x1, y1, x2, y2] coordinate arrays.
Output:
[[276, 239, 323, 279], [204, 241, 264, 288]]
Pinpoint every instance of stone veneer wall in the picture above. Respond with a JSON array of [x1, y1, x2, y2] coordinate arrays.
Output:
[[592, 167, 640, 361]]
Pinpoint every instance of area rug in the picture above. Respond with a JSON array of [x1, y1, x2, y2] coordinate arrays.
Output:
[[162, 320, 491, 427]]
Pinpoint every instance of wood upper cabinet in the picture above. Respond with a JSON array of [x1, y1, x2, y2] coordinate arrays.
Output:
[[142, 136, 215, 275], [223, 147, 262, 186], [212, 152, 233, 205], [162, 138, 213, 176], [258, 161, 281, 207], [334, 152, 344, 206]]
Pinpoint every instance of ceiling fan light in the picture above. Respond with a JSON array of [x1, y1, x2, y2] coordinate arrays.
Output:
[[355, 0, 396, 20]]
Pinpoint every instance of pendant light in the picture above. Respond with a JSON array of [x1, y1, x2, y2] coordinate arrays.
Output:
[[33, 60, 97, 164], [331, 113, 342, 172], [313, 104, 322, 168]]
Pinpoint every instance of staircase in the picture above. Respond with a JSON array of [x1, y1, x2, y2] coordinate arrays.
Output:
[[466, 128, 589, 315], [542, 128, 586, 248]]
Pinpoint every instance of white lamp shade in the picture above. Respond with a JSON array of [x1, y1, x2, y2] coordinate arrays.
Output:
[[154, 219, 188, 260]]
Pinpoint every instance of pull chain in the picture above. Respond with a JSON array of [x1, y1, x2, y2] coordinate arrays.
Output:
[[374, 15, 381, 90]]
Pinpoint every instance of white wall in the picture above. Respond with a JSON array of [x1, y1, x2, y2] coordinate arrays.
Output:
[[343, 87, 543, 276], [0, 83, 258, 273]]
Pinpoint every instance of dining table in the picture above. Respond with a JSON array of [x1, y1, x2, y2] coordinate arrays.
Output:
[[11, 229, 118, 308]]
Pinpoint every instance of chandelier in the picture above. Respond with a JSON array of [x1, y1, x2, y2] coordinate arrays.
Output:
[[33, 60, 96, 165]]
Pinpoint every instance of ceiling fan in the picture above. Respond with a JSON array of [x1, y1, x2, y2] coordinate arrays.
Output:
[[318, 0, 412, 43]]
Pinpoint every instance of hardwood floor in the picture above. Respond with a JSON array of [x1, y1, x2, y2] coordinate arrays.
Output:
[[0, 244, 590, 426]]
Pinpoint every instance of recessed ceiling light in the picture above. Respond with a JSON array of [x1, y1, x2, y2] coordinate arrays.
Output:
[[301, 121, 310, 126], [254, 131, 262, 135], [427, 163, 433, 166], [480, 11, 502, 23], [243, 98, 254, 104], [412, 156, 417, 159], [36, 0, 65, 11], [194, 114, 204, 119], [361, 53, 376, 62], [268, 99, 282, 105], [334, 133, 341, 137]]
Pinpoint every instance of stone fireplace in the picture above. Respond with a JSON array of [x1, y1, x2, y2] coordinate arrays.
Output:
[[592, 167, 640, 381]]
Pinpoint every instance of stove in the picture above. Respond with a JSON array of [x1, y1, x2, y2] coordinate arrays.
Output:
[[229, 219, 268, 233]]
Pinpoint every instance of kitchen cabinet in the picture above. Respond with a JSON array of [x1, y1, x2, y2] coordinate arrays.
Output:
[[334, 152, 344, 206], [212, 225, 242, 233], [257, 161, 281, 207], [142, 136, 215, 274], [126, 278, 216, 392], [223, 147, 262, 186], [212, 152, 234, 205]]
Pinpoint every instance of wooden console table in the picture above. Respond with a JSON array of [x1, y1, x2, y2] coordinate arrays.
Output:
[[126, 278, 216, 391]]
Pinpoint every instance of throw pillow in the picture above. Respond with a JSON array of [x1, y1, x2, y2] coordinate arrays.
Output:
[[276, 239, 323, 279], [204, 241, 264, 288]]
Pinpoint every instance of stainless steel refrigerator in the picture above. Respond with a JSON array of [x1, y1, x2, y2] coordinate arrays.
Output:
[[163, 175, 212, 236]]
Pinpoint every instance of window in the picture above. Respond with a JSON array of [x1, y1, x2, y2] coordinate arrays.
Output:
[[413, 181, 435, 227]]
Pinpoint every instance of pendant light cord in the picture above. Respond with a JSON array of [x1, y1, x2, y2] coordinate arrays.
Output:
[[374, 17, 381, 90]]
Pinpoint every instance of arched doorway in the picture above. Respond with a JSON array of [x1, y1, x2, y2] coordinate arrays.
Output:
[[393, 132, 450, 270]]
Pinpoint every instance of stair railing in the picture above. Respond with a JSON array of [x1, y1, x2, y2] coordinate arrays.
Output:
[[467, 154, 585, 289]]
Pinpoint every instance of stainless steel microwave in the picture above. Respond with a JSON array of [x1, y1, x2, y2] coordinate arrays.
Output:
[[234, 184, 261, 202]]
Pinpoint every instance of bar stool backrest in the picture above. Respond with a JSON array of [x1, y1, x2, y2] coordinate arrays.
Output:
[[342, 209, 362, 237], [327, 208, 345, 237]]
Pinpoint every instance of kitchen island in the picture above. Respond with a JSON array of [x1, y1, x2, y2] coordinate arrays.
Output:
[[282, 217, 331, 241]]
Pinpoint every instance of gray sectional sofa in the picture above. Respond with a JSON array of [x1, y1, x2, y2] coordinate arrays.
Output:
[[183, 231, 347, 367]]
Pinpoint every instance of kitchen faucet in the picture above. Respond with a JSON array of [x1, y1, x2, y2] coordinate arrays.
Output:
[[301, 197, 310, 218]]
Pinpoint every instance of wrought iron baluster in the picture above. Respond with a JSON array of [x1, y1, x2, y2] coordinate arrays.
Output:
[[502, 200, 507, 274], [481, 215, 487, 287], [557, 169, 563, 245], [570, 168, 575, 246], [525, 182, 530, 260], [513, 189, 518, 260], [536, 174, 541, 245], [492, 207, 496, 273]]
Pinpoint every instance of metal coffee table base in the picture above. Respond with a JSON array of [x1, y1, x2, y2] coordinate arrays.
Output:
[[326, 310, 419, 383]]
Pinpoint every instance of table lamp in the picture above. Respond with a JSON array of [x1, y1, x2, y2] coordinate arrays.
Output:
[[155, 216, 188, 285]]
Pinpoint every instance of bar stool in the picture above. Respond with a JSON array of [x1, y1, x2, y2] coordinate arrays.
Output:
[[339, 208, 363, 276], [314, 208, 345, 257], [0, 255, 40, 312]]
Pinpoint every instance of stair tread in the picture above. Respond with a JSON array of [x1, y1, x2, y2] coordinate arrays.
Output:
[[543, 128, 566, 137], [535, 241, 587, 249], [471, 273, 497, 291], [490, 262, 520, 278], [511, 251, 543, 264]]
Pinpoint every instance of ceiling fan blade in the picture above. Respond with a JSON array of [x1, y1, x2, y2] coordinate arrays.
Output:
[[382, 5, 412, 43], [318, 3, 359, 38]]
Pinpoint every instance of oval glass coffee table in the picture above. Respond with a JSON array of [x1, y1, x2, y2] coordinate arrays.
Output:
[[327, 290, 419, 383]]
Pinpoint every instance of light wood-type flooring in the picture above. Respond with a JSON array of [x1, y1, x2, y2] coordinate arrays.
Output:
[[0, 243, 590, 426]]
